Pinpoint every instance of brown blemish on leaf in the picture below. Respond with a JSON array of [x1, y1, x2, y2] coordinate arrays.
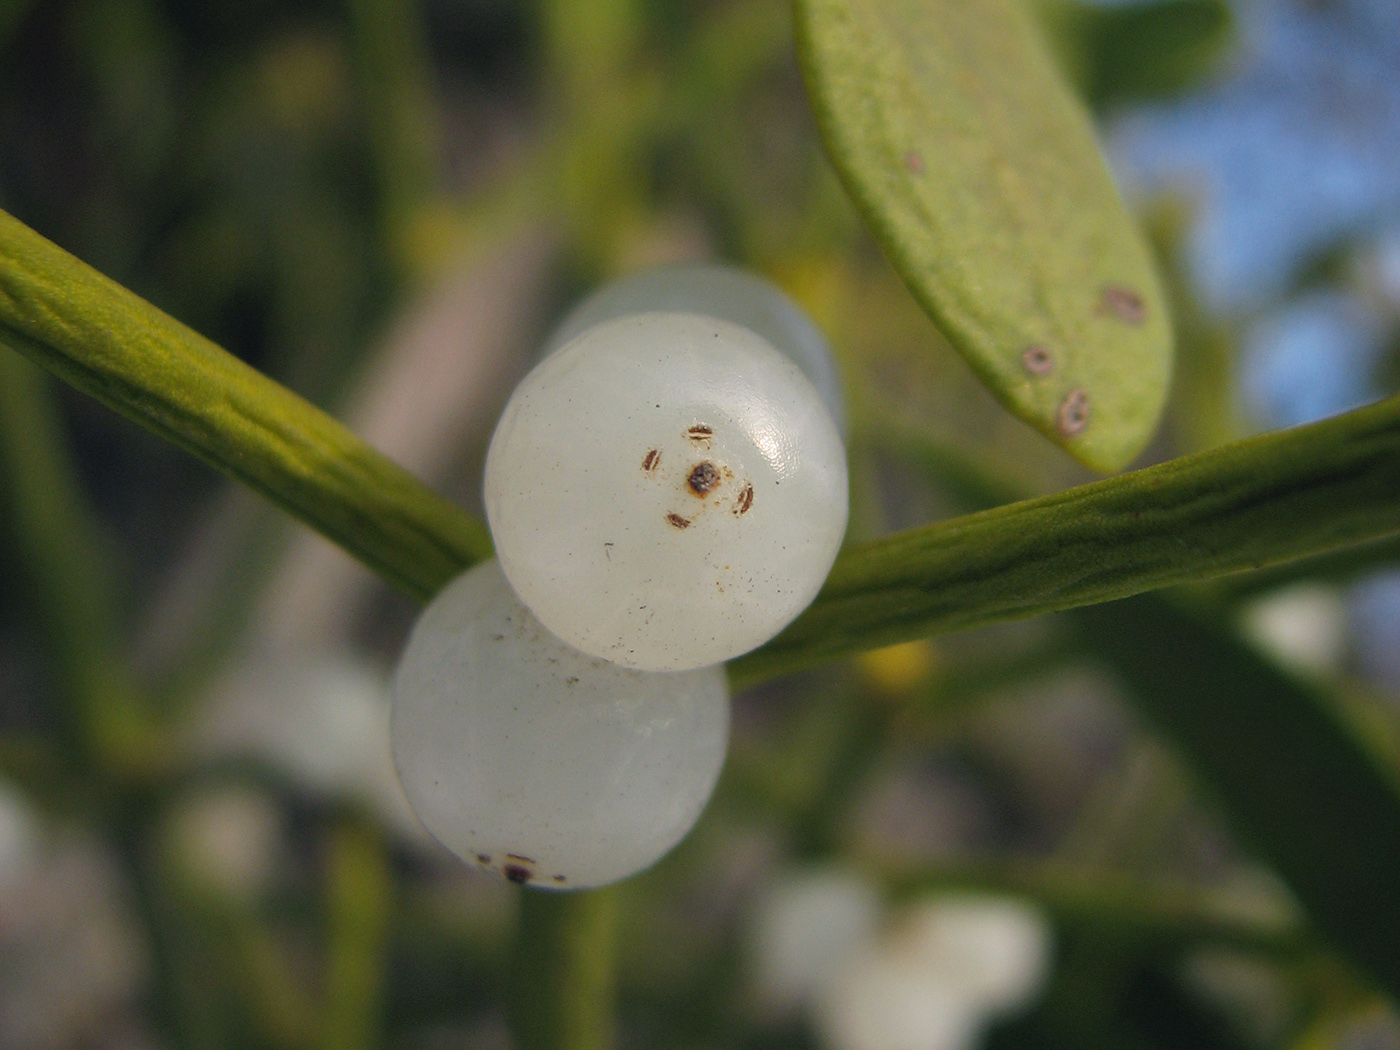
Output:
[[1097, 285, 1146, 325], [666, 513, 691, 529], [734, 483, 754, 515], [505, 865, 531, 884], [1058, 389, 1090, 435], [1021, 345, 1054, 375], [688, 461, 721, 495], [642, 449, 660, 472]]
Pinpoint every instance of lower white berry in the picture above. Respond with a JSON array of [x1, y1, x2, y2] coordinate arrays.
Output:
[[485, 311, 849, 672], [391, 559, 730, 889]]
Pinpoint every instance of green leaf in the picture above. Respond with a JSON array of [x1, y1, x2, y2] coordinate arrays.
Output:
[[1033, 0, 1234, 110], [731, 394, 1400, 685], [1078, 594, 1400, 1001], [0, 208, 492, 603], [796, 0, 1173, 472]]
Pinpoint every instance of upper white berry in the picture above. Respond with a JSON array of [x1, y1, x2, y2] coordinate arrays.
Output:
[[484, 311, 849, 672]]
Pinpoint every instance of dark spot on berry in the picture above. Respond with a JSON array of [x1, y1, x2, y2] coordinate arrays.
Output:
[[1097, 285, 1146, 324], [476, 854, 491, 865], [666, 512, 691, 529], [688, 461, 721, 495], [1022, 345, 1053, 375], [566, 676, 580, 685], [492, 634, 505, 642], [505, 865, 531, 884], [1058, 389, 1090, 435], [687, 425, 713, 441], [506, 853, 535, 863], [735, 483, 754, 515], [642, 449, 660, 472], [552, 874, 567, 883]]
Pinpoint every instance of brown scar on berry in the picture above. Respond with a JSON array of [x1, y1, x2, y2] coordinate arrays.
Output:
[[734, 483, 754, 515], [504, 865, 532, 884], [476, 854, 491, 865], [506, 853, 535, 863], [552, 874, 567, 883], [688, 461, 721, 495], [666, 512, 691, 529], [642, 449, 660, 472], [1096, 285, 1147, 324], [1022, 345, 1054, 375], [1058, 389, 1090, 435], [687, 425, 713, 442]]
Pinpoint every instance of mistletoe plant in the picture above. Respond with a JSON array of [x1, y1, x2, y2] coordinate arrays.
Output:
[[0, 0, 1397, 1047]]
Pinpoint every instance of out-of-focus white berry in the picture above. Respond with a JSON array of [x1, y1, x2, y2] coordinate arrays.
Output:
[[546, 264, 847, 433], [898, 895, 1053, 1016], [485, 312, 849, 672], [190, 650, 421, 839], [162, 786, 283, 901], [0, 835, 145, 1049], [391, 559, 730, 889], [812, 895, 1051, 1050], [1239, 583, 1347, 675], [751, 867, 884, 1014], [0, 779, 41, 890], [815, 940, 982, 1050]]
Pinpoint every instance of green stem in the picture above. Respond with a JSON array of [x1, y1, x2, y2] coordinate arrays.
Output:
[[322, 819, 393, 1050], [4, 207, 1399, 682], [874, 855, 1306, 957], [731, 393, 1400, 685], [510, 889, 618, 1050], [0, 209, 492, 602]]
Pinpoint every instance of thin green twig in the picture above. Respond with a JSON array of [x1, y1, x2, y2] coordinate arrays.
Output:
[[0, 209, 493, 602], [510, 889, 619, 1050], [731, 393, 1400, 685]]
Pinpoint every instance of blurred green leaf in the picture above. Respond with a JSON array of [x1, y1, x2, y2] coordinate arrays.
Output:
[[796, 0, 1172, 472], [0, 208, 492, 602], [1078, 594, 1400, 1002], [0, 0, 35, 52], [1034, 0, 1234, 109], [0, 350, 161, 774], [872, 423, 1400, 1003]]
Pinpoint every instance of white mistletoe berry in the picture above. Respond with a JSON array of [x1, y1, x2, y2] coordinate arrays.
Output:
[[484, 311, 849, 672], [391, 559, 730, 889]]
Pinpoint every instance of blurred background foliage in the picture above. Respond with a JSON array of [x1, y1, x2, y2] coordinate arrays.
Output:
[[0, 0, 1398, 1049]]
